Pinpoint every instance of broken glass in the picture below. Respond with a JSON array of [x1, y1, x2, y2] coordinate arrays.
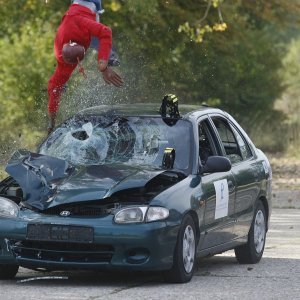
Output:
[[39, 115, 193, 171]]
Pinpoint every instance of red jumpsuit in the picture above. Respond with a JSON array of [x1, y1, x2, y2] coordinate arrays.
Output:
[[48, 4, 112, 114]]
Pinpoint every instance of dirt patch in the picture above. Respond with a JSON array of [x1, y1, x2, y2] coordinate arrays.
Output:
[[268, 153, 300, 190], [268, 153, 300, 208]]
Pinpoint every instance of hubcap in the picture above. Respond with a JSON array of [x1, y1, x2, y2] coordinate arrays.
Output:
[[254, 210, 266, 253], [182, 225, 195, 273]]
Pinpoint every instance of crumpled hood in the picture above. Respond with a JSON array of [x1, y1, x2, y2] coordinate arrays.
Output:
[[6, 150, 165, 211]]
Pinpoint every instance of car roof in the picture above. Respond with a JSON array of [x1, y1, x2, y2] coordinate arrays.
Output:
[[76, 103, 225, 120]]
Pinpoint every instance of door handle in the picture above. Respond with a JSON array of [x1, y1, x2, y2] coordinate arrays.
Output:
[[228, 180, 235, 193]]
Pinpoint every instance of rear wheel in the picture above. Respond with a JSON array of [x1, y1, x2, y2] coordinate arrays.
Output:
[[235, 201, 267, 264], [163, 214, 196, 283], [0, 264, 19, 280]]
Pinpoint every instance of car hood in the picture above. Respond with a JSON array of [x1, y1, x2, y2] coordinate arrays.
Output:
[[5, 150, 165, 211]]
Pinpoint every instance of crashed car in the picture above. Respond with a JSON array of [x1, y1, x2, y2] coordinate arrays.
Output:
[[0, 103, 272, 283]]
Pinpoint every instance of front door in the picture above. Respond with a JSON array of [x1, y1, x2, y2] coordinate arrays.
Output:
[[196, 119, 236, 250], [210, 116, 261, 238]]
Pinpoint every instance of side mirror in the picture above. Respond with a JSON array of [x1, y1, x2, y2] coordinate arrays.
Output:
[[201, 156, 231, 174]]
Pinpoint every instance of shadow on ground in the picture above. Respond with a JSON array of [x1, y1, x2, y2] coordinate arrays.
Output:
[[7, 254, 299, 287]]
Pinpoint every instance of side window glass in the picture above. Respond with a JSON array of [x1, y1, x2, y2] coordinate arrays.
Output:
[[198, 121, 216, 164], [212, 118, 243, 164], [230, 125, 252, 160]]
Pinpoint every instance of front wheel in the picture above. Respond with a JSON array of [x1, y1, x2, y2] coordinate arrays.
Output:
[[235, 201, 267, 264], [0, 264, 19, 280], [163, 214, 197, 283]]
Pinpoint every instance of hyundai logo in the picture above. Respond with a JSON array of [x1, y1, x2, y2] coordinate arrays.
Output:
[[60, 211, 71, 217]]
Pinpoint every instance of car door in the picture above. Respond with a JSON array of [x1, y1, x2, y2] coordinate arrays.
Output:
[[196, 118, 236, 250], [210, 116, 261, 238]]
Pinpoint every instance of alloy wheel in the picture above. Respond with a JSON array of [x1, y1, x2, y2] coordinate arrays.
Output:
[[254, 210, 266, 254], [182, 224, 195, 273]]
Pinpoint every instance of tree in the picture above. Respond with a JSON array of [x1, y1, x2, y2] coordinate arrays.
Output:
[[0, 0, 68, 167], [275, 38, 300, 153]]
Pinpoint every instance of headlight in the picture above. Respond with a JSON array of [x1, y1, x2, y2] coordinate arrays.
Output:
[[114, 206, 169, 224], [114, 206, 148, 224], [146, 207, 169, 222], [0, 196, 19, 218]]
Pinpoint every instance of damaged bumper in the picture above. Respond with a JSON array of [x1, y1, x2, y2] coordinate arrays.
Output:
[[0, 213, 179, 271]]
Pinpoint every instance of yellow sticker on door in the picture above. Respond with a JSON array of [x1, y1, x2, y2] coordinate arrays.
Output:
[[214, 179, 229, 219]]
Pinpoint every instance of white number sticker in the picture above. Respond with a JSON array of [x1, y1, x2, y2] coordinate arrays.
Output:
[[214, 179, 229, 219]]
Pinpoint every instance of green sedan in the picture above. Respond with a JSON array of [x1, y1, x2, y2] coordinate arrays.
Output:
[[0, 103, 272, 283]]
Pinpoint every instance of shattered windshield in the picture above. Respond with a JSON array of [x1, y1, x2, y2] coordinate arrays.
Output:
[[39, 115, 193, 171]]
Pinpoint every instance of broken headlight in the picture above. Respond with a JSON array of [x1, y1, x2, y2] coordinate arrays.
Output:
[[0, 196, 19, 218], [114, 206, 169, 224]]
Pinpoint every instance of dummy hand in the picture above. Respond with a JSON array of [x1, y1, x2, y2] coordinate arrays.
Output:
[[101, 67, 124, 87]]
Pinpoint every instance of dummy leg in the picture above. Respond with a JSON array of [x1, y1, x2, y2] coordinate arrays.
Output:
[[47, 61, 77, 134]]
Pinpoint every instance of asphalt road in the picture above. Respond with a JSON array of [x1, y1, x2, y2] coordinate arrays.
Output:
[[1, 208, 300, 300]]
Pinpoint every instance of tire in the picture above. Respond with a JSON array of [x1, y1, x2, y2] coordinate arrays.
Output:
[[163, 214, 197, 283], [235, 201, 267, 264], [0, 264, 19, 280]]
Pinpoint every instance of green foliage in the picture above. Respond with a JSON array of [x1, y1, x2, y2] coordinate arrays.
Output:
[[281, 38, 300, 100], [0, 19, 55, 137], [0, 0, 68, 38], [178, 0, 227, 43], [275, 38, 300, 154], [0, 0, 68, 171]]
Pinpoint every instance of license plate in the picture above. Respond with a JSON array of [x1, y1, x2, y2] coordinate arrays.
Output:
[[27, 224, 94, 243]]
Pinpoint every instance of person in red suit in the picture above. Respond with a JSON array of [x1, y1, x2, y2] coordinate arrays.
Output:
[[47, 0, 123, 134]]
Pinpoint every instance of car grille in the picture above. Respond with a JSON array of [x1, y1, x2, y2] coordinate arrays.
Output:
[[43, 205, 112, 217], [10, 240, 114, 264]]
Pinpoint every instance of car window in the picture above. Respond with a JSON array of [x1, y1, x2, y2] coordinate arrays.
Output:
[[229, 124, 253, 160], [211, 117, 243, 164], [198, 120, 219, 164], [39, 116, 193, 171]]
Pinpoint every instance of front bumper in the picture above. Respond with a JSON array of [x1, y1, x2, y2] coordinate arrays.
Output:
[[0, 212, 179, 271]]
